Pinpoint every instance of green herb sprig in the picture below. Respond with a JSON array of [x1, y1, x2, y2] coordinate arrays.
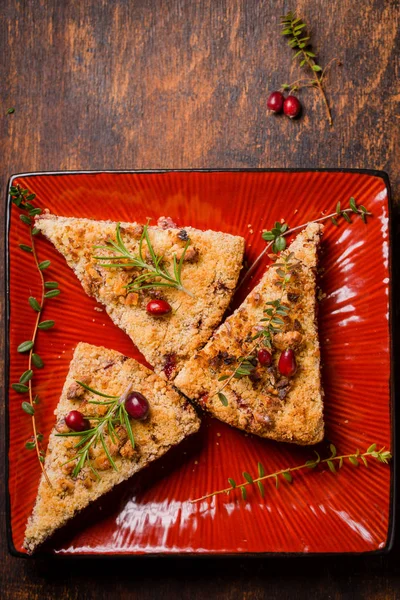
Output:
[[93, 221, 194, 297], [191, 444, 391, 503], [215, 253, 296, 406], [239, 197, 371, 291], [280, 11, 340, 126], [9, 184, 61, 485], [55, 381, 135, 479]]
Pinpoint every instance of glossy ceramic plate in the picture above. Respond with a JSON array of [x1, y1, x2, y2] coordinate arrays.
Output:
[[6, 170, 394, 556]]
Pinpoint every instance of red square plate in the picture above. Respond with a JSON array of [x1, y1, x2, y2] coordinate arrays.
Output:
[[6, 170, 394, 556]]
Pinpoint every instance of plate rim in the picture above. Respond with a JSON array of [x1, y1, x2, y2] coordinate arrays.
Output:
[[4, 168, 395, 558]]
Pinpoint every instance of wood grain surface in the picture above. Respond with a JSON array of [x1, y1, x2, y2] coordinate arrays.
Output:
[[1, 0, 399, 598]]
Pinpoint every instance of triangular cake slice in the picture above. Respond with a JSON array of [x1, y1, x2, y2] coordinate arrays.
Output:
[[24, 342, 200, 553], [174, 223, 324, 445], [35, 214, 245, 379]]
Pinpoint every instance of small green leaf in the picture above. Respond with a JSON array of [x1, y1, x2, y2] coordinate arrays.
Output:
[[17, 340, 34, 353], [32, 353, 44, 368], [312, 65, 322, 71], [349, 456, 358, 466], [342, 212, 351, 223], [336, 201, 341, 215], [306, 50, 316, 57], [331, 216, 339, 226], [367, 443, 377, 453], [361, 455, 368, 467], [33, 395, 40, 404], [240, 486, 247, 500], [20, 214, 31, 225], [258, 462, 265, 477], [330, 444, 337, 458], [44, 289, 61, 298], [218, 375, 230, 381], [228, 478, 236, 489], [19, 244, 33, 253], [218, 392, 228, 407], [243, 472, 253, 484], [305, 460, 317, 469], [273, 236, 286, 253], [38, 260, 51, 270], [19, 369, 33, 383], [25, 441, 36, 450], [275, 475, 279, 489], [38, 320, 55, 330], [327, 460, 336, 473], [12, 383, 29, 393], [29, 207, 42, 216], [44, 281, 59, 289], [349, 197, 358, 213], [338, 457, 344, 469], [22, 402, 35, 415], [28, 296, 41, 312], [282, 471, 293, 483], [7, 107, 15, 114], [31, 227, 40, 236], [257, 481, 265, 498], [262, 231, 275, 241], [300, 59, 306, 67], [26, 193, 36, 201]]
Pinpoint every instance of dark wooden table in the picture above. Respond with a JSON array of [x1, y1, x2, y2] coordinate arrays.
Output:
[[1, 1, 399, 598]]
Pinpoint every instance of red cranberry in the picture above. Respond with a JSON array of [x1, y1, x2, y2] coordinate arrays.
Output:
[[258, 348, 272, 366], [267, 91, 284, 113], [146, 299, 172, 316], [65, 410, 89, 432], [283, 96, 301, 119], [278, 349, 297, 377], [163, 353, 176, 380], [125, 391, 150, 420]]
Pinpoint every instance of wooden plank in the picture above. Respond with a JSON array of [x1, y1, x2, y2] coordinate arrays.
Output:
[[0, 0, 399, 598]]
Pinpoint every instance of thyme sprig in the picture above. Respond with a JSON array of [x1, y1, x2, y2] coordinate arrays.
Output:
[[191, 444, 392, 503], [215, 253, 297, 406], [9, 184, 61, 485], [55, 381, 135, 479], [93, 221, 194, 297], [239, 197, 371, 291], [280, 11, 340, 126]]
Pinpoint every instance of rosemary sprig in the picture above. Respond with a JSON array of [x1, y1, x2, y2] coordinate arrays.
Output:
[[10, 184, 61, 485], [93, 221, 194, 297], [215, 253, 296, 406], [280, 11, 340, 126], [55, 381, 135, 479], [239, 197, 371, 291], [191, 444, 392, 503]]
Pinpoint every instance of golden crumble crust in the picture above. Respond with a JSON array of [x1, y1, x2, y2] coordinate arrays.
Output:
[[174, 223, 324, 446], [35, 214, 245, 380], [23, 342, 200, 554]]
